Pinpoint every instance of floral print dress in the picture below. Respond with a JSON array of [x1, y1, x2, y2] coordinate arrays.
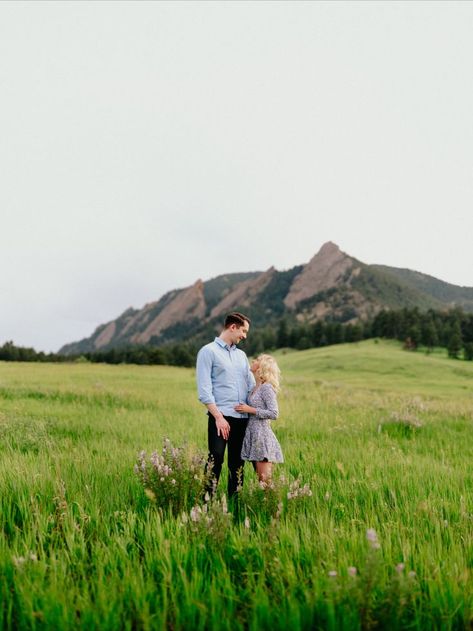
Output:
[[241, 382, 284, 463]]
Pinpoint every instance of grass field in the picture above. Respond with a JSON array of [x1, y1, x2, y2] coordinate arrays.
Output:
[[1, 340, 472, 630]]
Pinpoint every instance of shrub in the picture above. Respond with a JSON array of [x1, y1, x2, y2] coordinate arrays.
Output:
[[134, 439, 209, 516]]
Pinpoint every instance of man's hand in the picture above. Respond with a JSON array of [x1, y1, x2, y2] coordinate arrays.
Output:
[[215, 415, 230, 440]]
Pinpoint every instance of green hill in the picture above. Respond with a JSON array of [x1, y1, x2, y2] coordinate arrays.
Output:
[[374, 265, 473, 312], [276, 339, 473, 399]]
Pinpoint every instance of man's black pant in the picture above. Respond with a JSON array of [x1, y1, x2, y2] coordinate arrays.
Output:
[[205, 413, 248, 498]]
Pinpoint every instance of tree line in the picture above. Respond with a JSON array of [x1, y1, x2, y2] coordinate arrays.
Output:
[[1, 307, 473, 368], [0, 340, 196, 368], [371, 307, 473, 360]]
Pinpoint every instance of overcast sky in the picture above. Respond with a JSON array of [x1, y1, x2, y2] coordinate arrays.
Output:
[[1, 1, 472, 352]]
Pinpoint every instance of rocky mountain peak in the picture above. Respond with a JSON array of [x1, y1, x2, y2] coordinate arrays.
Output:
[[284, 242, 354, 308], [317, 241, 341, 256]]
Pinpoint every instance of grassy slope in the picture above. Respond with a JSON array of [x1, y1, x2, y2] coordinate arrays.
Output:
[[277, 339, 473, 398], [0, 341, 472, 629], [374, 265, 473, 311]]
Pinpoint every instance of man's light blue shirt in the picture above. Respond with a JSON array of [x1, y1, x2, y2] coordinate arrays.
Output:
[[196, 337, 255, 418]]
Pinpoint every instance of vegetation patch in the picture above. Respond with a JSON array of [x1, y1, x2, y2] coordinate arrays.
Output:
[[1, 343, 473, 629]]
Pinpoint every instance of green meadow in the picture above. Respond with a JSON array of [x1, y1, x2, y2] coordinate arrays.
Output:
[[1, 340, 472, 630]]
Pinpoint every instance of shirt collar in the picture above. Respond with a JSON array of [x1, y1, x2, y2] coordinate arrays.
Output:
[[214, 336, 236, 351]]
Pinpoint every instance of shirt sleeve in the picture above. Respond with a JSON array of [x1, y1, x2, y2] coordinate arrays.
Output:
[[246, 359, 256, 400], [196, 347, 215, 405], [254, 383, 279, 420]]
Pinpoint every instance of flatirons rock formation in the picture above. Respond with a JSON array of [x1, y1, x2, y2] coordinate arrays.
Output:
[[284, 242, 355, 308], [132, 280, 206, 344], [59, 242, 473, 354], [210, 267, 276, 319]]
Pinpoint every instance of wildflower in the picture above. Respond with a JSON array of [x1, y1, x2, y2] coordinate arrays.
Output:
[[366, 528, 377, 543], [171, 479, 176, 485], [204, 492, 210, 503], [366, 528, 381, 550], [324, 491, 331, 501], [328, 570, 337, 577], [221, 495, 228, 514], [396, 563, 405, 573], [181, 512, 188, 524], [190, 506, 201, 522], [348, 566, 357, 577], [244, 517, 250, 529], [12, 556, 26, 567], [301, 483, 312, 497], [408, 571, 416, 579]]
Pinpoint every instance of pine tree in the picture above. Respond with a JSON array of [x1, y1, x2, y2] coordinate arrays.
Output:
[[277, 318, 289, 348], [447, 320, 463, 359]]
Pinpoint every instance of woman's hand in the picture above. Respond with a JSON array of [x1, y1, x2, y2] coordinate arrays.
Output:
[[234, 403, 256, 414]]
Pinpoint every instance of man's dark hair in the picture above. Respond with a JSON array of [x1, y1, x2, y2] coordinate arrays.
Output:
[[224, 312, 251, 329]]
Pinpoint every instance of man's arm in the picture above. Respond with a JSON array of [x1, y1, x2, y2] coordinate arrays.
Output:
[[246, 357, 256, 398], [196, 347, 230, 440]]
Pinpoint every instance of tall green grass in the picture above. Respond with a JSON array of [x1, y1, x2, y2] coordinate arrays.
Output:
[[1, 340, 472, 629]]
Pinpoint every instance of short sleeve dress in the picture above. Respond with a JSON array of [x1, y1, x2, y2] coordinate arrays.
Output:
[[241, 382, 284, 463]]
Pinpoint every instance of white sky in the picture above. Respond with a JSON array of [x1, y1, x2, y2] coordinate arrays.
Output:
[[1, 1, 472, 352]]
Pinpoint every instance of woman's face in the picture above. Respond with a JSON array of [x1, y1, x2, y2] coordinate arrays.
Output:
[[250, 359, 260, 374]]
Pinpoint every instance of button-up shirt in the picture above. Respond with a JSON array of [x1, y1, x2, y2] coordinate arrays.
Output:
[[196, 337, 255, 418]]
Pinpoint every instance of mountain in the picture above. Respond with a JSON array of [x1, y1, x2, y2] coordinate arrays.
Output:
[[372, 266, 473, 311], [59, 242, 472, 355]]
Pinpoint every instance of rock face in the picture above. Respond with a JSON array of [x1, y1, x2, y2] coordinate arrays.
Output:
[[284, 242, 355, 308], [94, 321, 116, 349], [132, 280, 206, 344], [210, 268, 276, 318]]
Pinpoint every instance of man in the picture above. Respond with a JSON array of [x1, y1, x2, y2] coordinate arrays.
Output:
[[196, 311, 255, 498]]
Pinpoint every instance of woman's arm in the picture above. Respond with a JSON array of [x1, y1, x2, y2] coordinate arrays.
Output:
[[254, 383, 279, 420], [234, 384, 279, 419]]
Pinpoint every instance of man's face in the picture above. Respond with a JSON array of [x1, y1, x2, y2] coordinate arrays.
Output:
[[230, 321, 250, 345]]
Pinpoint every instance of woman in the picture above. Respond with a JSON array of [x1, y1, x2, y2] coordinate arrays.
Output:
[[235, 354, 284, 483]]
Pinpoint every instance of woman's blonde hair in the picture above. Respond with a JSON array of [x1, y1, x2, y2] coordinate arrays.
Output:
[[255, 354, 281, 392]]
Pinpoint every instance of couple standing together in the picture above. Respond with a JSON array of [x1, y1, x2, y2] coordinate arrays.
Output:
[[196, 312, 283, 498]]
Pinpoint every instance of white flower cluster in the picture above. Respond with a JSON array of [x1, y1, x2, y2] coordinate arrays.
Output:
[[182, 494, 230, 528], [12, 551, 38, 568], [287, 479, 312, 500]]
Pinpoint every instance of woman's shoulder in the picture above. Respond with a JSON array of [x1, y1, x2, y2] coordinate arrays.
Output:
[[260, 382, 276, 394]]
